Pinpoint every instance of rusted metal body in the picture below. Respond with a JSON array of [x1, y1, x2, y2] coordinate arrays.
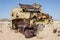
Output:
[[10, 3, 53, 38]]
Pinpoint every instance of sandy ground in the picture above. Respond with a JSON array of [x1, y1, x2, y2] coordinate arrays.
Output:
[[0, 21, 60, 40]]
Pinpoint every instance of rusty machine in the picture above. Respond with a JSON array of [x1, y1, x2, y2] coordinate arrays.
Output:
[[11, 3, 53, 38]]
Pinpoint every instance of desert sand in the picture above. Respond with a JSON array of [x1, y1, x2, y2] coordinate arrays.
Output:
[[0, 20, 60, 40]]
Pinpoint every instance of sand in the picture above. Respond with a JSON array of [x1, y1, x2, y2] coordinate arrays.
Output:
[[0, 20, 60, 40]]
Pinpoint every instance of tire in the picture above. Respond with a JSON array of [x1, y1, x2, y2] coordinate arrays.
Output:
[[12, 24, 16, 30]]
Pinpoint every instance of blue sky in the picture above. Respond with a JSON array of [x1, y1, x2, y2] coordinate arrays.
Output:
[[0, 0, 60, 20]]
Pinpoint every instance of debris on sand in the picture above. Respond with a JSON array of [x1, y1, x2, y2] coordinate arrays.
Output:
[[0, 30, 3, 33]]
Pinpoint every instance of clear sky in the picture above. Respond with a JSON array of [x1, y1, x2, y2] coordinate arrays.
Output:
[[0, 0, 60, 20]]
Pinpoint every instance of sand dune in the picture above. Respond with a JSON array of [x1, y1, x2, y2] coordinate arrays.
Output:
[[0, 20, 60, 40]]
